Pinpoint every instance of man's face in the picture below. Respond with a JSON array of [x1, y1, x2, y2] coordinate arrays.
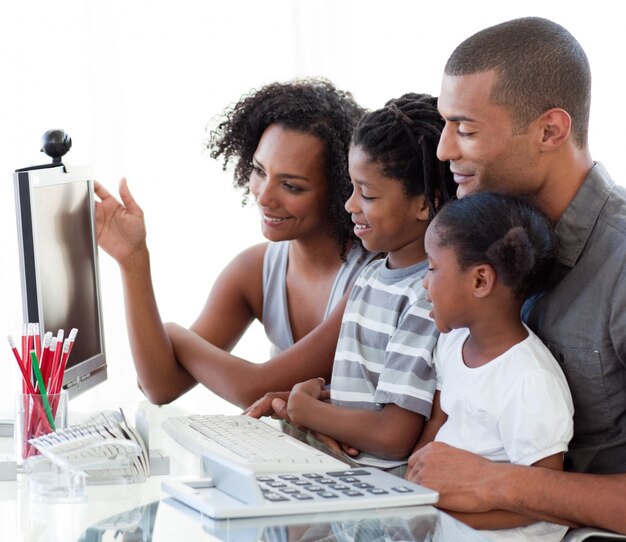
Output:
[[436, 70, 543, 199]]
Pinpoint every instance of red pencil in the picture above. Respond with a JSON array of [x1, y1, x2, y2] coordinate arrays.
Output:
[[39, 332, 53, 390], [7, 335, 37, 396], [20, 323, 28, 368], [33, 323, 41, 361], [52, 330, 63, 381], [51, 338, 70, 395]]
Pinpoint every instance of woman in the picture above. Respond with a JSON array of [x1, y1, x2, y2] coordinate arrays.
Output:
[[95, 78, 376, 407]]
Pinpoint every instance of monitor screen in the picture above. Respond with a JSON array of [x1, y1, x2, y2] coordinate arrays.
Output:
[[14, 164, 107, 399]]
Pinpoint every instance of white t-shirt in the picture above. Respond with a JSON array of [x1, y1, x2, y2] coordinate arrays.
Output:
[[434, 325, 574, 466], [432, 325, 574, 542]]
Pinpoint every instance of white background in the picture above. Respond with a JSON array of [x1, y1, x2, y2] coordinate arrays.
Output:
[[0, 1, 623, 418]]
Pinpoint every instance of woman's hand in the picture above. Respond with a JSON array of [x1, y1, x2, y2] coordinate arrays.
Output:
[[94, 178, 147, 264]]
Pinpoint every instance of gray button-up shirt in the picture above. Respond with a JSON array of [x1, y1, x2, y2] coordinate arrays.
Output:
[[523, 162, 626, 474]]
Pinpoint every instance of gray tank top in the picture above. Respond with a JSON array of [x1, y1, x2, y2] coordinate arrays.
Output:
[[262, 241, 377, 356]]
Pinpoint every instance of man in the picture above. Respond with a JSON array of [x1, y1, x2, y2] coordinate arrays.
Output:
[[405, 17, 626, 534]]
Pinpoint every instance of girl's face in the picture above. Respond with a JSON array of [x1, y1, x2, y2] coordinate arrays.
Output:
[[345, 145, 429, 269], [423, 224, 472, 333], [249, 124, 330, 244]]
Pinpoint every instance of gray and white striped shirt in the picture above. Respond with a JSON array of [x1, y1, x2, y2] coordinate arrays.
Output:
[[330, 258, 438, 418]]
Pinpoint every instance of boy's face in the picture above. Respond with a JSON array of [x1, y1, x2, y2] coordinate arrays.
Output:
[[436, 70, 544, 199], [346, 145, 429, 269], [423, 224, 471, 333]]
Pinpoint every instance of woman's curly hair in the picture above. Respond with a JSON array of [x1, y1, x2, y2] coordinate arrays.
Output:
[[207, 78, 365, 259]]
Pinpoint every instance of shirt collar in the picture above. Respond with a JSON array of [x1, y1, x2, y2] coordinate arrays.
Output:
[[554, 162, 614, 268]]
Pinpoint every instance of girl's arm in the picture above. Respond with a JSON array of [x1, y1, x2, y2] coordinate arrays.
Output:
[[286, 378, 425, 460], [411, 391, 447, 453], [406, 394, 566, 530]]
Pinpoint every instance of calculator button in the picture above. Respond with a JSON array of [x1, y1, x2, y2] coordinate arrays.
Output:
[[354, 482, 374, 489], [367, 488, 388, 495], [302, 473, 323, 479], [266, 481, 287, 488], [280, 488, 300, 494], [292, 493, 314, 500], [392, 486, 414, 493], [327, 469, 371, 477], [329, 484, 350, 491], [257, 476, 275, 482], [265, 493, 289, 502], [304, 485, 325, 492], [339, 476, 359, 483], [318, 492, 340, 498], [342, 490, 363, 497], [278, 474, 299, 480]]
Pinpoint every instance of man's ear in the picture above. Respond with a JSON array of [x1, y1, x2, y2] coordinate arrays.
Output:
[[537, 108, 571, 150], [471, 264, 496, 298]]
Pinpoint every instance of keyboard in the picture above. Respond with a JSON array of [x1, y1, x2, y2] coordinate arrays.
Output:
[[161, 414, 351, 473], [162, 452, 439, 518]]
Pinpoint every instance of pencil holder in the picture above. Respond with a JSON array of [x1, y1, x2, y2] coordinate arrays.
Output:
[[14, 391, 68, 469]]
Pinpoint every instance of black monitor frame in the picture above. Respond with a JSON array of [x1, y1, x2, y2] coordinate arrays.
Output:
[[13, 164, 107, 399]]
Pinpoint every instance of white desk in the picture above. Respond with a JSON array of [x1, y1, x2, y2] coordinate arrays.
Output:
[[0, 403, 491, 542]]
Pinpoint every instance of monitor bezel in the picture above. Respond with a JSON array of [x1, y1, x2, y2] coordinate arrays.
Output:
[[13, 164, 107, 399]]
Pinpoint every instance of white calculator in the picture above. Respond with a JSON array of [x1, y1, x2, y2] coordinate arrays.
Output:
[[162, 452, 438, 519]]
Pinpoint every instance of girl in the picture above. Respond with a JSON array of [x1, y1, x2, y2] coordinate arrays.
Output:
[[270, 93, 456, 464], [413, 192, 574, 541], [95, 78, 378, 407]]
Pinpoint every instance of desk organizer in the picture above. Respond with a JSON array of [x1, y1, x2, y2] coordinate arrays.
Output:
[[24, 409, 148, 501]]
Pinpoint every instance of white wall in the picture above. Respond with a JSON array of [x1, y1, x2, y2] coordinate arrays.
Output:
[[1, 0, 623, 417]]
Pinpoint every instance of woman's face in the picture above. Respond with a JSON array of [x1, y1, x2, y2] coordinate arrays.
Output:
[[249, 124, 331, 243]]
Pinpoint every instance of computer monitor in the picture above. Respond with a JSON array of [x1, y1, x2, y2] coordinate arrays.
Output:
[[13, 164, 107, 399]]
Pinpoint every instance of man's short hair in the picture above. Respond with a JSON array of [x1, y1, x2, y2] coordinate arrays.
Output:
[[445, 17, 591, 147]]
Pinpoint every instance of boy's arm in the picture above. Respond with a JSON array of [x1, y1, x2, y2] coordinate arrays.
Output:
[[287, 378, 425, 460]]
